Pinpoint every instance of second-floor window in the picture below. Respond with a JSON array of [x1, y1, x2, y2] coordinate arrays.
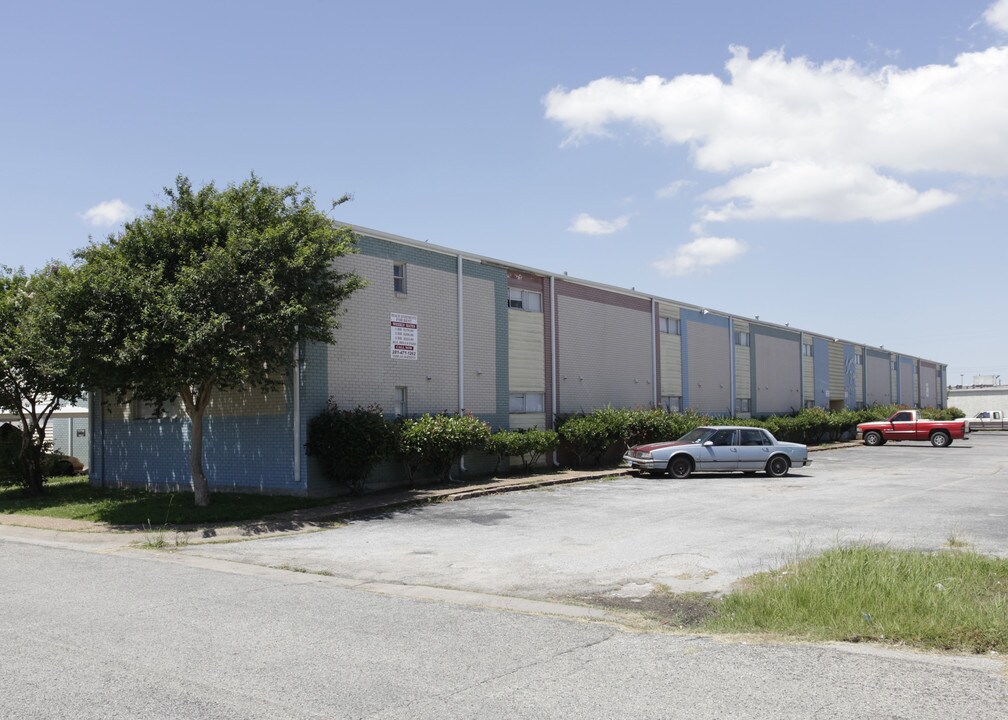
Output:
[[393, 263, 407, 294], [660, 317, 680, 335], [508, 288, 542, 312]]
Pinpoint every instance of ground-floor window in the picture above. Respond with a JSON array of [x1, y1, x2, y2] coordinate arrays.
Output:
[[394, 386, 408, 416], [509, 392, 544, 413], [736, 397, 751, 413], [660, 395, 681, 412]]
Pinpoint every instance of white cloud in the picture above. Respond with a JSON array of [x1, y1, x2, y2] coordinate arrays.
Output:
[[81, 199, 135, 227], [986, 0, 1008, 32], [656, 180, 692, 198], [567, 212, 630, 235], [702, 161, 957, 223], [652, 237, 747, 277], [545, 44, 1008, 223]]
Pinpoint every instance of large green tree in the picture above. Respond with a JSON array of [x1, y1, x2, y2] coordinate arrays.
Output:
[[72, 175, 362, 506], [0, 264, 86, 495]]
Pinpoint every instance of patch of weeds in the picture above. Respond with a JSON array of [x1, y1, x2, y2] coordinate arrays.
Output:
[[946, 528, 970, 549], [706, 544, 1008, 654], [272, 563, 335, 577]]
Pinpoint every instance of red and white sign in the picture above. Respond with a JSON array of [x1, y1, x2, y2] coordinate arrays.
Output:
[[390, 313, 418, 359]]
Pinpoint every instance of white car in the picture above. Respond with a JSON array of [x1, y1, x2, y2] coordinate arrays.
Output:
[[623, 426, 811, 479]]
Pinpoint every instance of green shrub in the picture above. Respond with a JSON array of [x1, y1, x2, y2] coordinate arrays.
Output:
[[305, 403, 396, 494], [557, 409, 627, 467], [486, 428, 559, 474], [397, 412, 492, 483]]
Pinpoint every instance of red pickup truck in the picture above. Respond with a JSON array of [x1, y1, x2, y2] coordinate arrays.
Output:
[[857, 410, 969, 448]]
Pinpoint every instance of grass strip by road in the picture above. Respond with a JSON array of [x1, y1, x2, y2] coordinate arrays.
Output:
[[0, 475, 336, 527], [704, 544, 1008, 653]]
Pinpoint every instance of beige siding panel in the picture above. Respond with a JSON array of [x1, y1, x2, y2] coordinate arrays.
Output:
[[508, 309, 545, 392], [659, 334, 682, 396], [686, 320, 732, 414], [866, 353, 891, 406], [829, 342, 845, 399], [462, 275, 498, 415], [754, 334, 801, 415], [735, 346, 751, 399], [508, 412, 547, 430], [899, 363, 914, 405], [733, 319, 750, 333], [919, 364, 938, 407], [657, 303, 681, 320], [557, 297, 653, 412], [803, 356, 814, 402], [208, 386, 287, 417], [327, 254, 461, 416]]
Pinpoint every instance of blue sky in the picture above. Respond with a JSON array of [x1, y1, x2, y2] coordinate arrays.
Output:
[[2, 0, 1006, 388]]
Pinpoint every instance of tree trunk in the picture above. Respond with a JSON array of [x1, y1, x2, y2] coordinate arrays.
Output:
[[20, 434, 44, 497], [189, 405, 210, 507]]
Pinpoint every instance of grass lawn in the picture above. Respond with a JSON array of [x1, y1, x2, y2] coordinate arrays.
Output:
[[704, 544, 1008, 654], [0, 475, 339, 527]]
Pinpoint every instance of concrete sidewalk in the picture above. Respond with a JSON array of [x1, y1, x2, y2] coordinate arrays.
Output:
[[0, 466, 634, 546], [0, 442, 857, 547]]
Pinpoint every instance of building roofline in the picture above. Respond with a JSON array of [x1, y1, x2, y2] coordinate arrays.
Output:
[[341, 222, 945, 368]]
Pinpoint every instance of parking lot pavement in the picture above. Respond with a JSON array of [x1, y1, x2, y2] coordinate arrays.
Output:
[[179, 434, 1008, 600]]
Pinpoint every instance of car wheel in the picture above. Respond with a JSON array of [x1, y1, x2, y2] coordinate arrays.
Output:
[[863, 431, 883, 447], [930, 431, 951, 448], [668, 456, 692, 479], [766, 455, 790, 477]]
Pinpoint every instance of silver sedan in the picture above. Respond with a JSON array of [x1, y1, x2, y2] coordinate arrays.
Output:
[[622, 426, 811, 479]]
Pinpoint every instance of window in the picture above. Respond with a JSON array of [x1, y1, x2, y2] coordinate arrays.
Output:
[[735, 331, 750, 347], [803, 343, 813, 357], [709, 429, 736, 446], [740, 428, 769, 446], [394, 386, 408, 417], [509, 392, 544, 413], [892, 411, 912, 422], [659, 317, 680, 335], [508, 288, 542, 312], [736, 397, 751, 413], [393, 263, 406, 294], [660, 395, 681, 412], [854, 354, 863, 366], [892, 360, 898, 370], [804, 400, 815, 409]]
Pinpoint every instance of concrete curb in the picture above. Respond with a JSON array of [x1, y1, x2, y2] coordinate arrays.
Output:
[[0, 468, 632, 545], [0, 442, 860, 546]]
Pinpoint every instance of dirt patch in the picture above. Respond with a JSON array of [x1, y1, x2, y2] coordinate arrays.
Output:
[[576, 586, 719, 627]]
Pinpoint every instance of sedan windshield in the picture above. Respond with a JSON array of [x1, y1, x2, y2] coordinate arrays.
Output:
[[677, 427, 715, 444]]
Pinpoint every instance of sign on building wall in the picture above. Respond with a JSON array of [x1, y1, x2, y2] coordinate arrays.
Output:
[[390, 313, 418, 359]]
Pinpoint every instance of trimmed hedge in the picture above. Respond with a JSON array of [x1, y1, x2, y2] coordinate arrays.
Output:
[[397, 412, 492, 484], [485, 428, 559, 474], [555, 404, 966, 466], [305, 403, 397, 494]]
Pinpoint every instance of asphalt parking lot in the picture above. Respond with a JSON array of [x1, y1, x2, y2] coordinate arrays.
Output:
[[182, 434, 1008, 601]]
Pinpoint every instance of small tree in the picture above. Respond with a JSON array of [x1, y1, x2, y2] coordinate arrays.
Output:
[[0, 265, 86, 495], [68, 175, 363, 506], [305, 403, 395, 494]]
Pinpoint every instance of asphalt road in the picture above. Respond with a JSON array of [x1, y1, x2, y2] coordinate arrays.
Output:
[[1, 539, 1005, 719], [179, 434, 1008, 600]]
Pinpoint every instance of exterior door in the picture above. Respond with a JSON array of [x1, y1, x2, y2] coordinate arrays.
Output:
[[888, 410, 916, 440], [698, 428, 738, 471], [736, 428, 773, 470]]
